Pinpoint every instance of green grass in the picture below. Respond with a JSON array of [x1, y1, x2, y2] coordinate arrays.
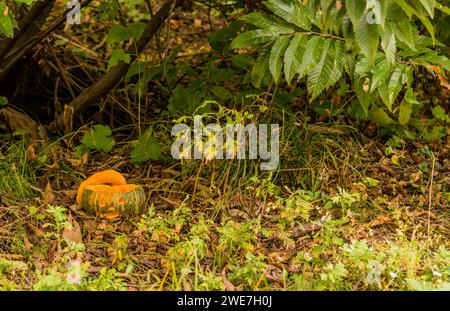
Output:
[[0, 115, 448, 291], [0, 140, 38, 200]]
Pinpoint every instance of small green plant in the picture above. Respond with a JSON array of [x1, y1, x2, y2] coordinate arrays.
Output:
[[86, 267, 127, 291], [43, 206, 69, 241], [0, 258, 27, 290], [331, 188, 361, 211], [248, 173, 281, 201], [277, 188, 315, 226], [216, 219, 257, 267], [228, 251, 268, 290], [75, 124, 115, 156], [319, 262, 349, 290], [130, 129, 161, 163], [0, 1, 37, 38]]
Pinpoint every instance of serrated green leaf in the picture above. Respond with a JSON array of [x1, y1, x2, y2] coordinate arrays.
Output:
[[107, 22, 146, 46], [318, 0, 340, 32], [284, 34, 307, 84], [399, 87, 416, 125], [240, 12, 294, 32], [308, 39, 334, 100], [127, 22, 146, 40], [107, 24, 130, 45], [108, 49, 131, 70], [355, 15, 379, 63], [81, 125, 114, 153], [386, 64, 406, 110], [264, 0, 312, 30], [345, 0, 366, 27], [381, 32, 397, 64], [390, 5, 415, 49], [377, 81, 390, 110], [131, 132, 161, 163], [251, 48, 271, 88], [407, 0, 436, 41], [230, 29, 287, 49], [370, 59, 393, 92], [298, 36, 324, 79], [326, 40, 345, 90], [401, 65, 413, 85], [269, 36, 290, 84]]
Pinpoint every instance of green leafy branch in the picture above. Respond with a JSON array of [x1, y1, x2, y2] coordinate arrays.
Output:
[[229, 0, 450, 126]]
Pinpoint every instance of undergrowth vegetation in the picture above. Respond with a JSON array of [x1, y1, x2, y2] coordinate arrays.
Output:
[[1, 114, 448, 290], [0, 0, 449, 291]]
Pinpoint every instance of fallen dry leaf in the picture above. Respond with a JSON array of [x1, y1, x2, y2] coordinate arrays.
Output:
[[194, 18, 202, 28], [61, 190, 78, 199], [63, 215, 82, 243], [369, 215, 393, 228], [25, 144, 36, 161], [222, 269, 236, 291], [81, 152, 89, 165], [264, 265, 283, 281], [23, 235, 33, 251], [27, 223, 44, 237], [408, 210, 436, 219], [43, 182, 55, 205]]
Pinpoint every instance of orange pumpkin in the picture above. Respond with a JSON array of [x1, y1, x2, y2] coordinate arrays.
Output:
[[76, 170, 127, 206], [81, 184, 146, 219], [76, 170, 146, 219]]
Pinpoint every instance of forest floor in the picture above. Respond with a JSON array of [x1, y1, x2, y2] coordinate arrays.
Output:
[[0, 126, 449, 290], [0, 1, 449, 291]]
